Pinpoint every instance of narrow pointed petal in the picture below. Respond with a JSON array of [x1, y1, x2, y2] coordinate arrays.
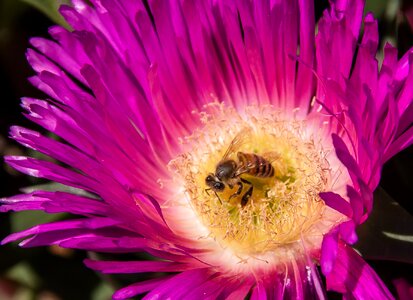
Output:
[[326, 243, 394, 299]]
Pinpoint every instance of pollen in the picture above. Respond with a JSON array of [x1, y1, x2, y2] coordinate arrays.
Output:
[[169, 103, 332, 256]]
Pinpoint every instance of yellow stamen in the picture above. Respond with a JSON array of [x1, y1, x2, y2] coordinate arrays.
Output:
[[169, 104, 331, 255]]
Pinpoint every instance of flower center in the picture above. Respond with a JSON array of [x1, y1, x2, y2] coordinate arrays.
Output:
[[169, 104, 331, 255]]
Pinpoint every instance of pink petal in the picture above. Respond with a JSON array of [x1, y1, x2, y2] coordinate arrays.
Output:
[[320, 228, 339, 275], [0, 191, 109, 216], [251, 280, 267, 300], [2, 217, 120, 245], [326, 243, 394, 299], [319, 191, 353, 217], [339, 220, 358, 245], [84, 259, 197, 274], [112, 276, 173, 300], [332, 134, 362, 183], [142, 268, 214, 299]]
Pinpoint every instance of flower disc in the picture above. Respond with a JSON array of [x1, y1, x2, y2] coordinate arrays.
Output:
[[170, 104, 333, 255]]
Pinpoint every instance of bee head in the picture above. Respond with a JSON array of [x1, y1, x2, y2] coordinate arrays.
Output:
[[205, 173, 225, 191]]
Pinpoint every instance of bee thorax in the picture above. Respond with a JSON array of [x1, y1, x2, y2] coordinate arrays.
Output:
[[215, 160, 237, 180]]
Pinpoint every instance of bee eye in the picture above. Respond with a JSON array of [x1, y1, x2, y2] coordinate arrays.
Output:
[[205, 175, 214, 183], [214, 182, 224, 191]]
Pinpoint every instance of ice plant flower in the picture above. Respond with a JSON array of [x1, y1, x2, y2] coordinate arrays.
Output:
[[2, 0, 413, 299]]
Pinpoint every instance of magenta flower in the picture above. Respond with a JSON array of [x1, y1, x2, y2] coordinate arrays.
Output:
[[2, 0, 413, 299]]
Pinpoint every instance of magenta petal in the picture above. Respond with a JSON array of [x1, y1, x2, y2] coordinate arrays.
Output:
[[346, 185, 365, 224], [334, 0, 365, 40], [295, 0, 315, 107], [357, 179, 373, 219], [59, 236, 148, 253], [225, 279, 254, 300], [384, 125, 413, 162], [331, 134, 361, 181], [251, 280, 267, 300], [316, 0, 360, 82], [0, 191, 109, 216], [142, 269, 215, 300], [326, 243, 394, 299], [112, 276, 173, 300], [319, 191, 352, 217], [396, 54, 413, 116], [339, 220, 358, 245], [320, 228, 339, 275], [30, 36, 87, 86], [9, 126, 106, 182], [5, 156, 99, 194], [26, 48, 61, 76], [2, 217, 120, 245], [84, 259, 198, 274], [0, 194, 44, 212], [180, 273, 226, 299]]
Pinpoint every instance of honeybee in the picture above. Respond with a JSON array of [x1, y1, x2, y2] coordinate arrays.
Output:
[[205, 129, 279, 207]]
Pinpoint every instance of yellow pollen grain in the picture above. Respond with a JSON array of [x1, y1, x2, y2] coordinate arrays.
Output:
[[169, 104, 331, 255]]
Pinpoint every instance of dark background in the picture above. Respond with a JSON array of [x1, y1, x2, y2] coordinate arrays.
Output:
[[0, 0, 412, 299]]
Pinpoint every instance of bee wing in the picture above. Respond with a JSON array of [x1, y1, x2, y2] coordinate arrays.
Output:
[[234, 165, 252, 176], [221, 128, 253, 160], [261, 151, 281, 164]]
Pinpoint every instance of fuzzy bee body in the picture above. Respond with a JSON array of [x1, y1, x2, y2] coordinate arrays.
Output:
[[236, 152, 275, 178], [205, 130, 279, 207]]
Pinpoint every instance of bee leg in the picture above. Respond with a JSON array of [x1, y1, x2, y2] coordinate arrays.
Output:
[[240, 178, 253, 207], [205, 188, 222, 204], [229, 181, 243, 200], [241, 186, 253, 207], [214, 191, 223, 204]]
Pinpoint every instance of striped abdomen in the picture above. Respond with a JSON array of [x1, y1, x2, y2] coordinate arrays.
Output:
[[237, 152, 274, 177]]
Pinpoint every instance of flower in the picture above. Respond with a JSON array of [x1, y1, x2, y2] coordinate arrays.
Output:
[[2, 0, 413, 299]]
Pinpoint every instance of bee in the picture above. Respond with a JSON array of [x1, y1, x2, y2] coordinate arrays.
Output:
[[205, 129, 279, 207]]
